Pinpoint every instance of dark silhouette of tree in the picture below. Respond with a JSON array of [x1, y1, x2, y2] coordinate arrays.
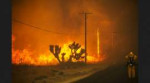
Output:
[[68, 42, 76, 62], [74, 48, 85, 60], [68, 42, 85, 62], [49, 45, 61, 64], [61, 53, 66, 63]]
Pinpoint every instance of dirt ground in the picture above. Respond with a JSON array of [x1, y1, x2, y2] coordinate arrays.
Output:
[[12, 62, 109, 83]]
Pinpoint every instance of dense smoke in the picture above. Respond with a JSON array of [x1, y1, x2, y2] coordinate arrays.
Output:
[[12, 0, 138, 63]]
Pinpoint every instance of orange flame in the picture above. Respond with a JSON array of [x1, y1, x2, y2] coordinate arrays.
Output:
[[12, 35, 104, 66]]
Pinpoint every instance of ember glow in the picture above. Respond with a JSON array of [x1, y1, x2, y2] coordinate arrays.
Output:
[[12, 35, 104, 66]]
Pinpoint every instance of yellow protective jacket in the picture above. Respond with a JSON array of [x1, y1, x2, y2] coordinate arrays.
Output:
[[125, 52, 137, 66]]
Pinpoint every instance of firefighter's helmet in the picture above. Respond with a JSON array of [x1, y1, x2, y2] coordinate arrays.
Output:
[[129, 52, 134, 57]]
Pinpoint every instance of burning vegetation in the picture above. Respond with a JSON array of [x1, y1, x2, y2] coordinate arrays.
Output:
[[49, 42, 85, 64], [12, 35, 104, 66]]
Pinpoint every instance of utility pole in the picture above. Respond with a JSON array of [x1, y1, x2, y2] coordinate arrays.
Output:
[[80, 12, 92, 63]]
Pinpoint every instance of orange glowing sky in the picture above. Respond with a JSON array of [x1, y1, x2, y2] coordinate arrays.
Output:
[[12, 0, 138, 65]]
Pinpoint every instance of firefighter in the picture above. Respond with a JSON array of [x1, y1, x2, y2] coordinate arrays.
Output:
[[125, 52, 137, 79]]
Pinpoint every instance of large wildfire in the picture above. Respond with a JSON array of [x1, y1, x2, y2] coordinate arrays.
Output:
[[11, 0, 113, 66], [12, 0, 137, 66], [12, 34, 104, 66]]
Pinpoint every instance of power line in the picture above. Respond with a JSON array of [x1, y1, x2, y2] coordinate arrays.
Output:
[[12, 18, 135, 36], [12, 19, 84, 35]]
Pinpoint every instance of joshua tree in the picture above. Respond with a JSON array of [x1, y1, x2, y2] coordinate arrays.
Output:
[[74, 48, 85, 60], [68, 42, 85, 62], [61, 53, 66, 63], [49, 45, 61, 64]]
